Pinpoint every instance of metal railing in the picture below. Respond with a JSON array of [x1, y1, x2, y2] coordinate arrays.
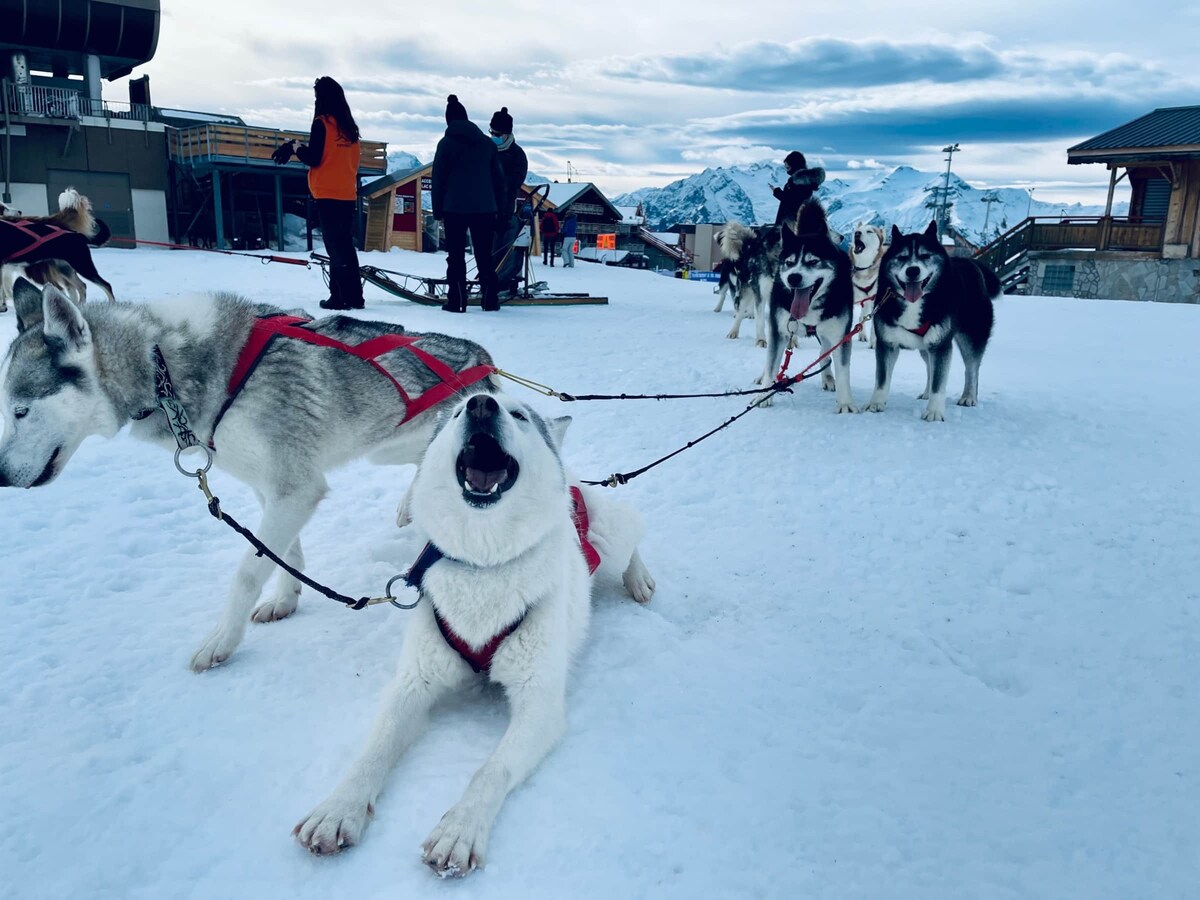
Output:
[[3, 81, 151, 122], [975, 215, 1165, 277]]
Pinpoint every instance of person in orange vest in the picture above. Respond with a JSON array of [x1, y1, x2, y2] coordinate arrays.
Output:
[[274, 77, 364, 309]]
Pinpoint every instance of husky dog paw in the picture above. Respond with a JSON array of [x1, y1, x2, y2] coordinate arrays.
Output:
[[957, 395, 977, 407], [622, 552, 656, 604], [725, 329, 740, 340], [866, 397, 887, 413], [422, 804, 491, 878], [921, 408, 946, 422], [251, 593, 299, 623], [835, 402, 860, 414], [755, 339, 767, 348], [822, 377, 837, 392], [857, 331, 868, 342], [189, 625, 244, 671], [294, 794, 374, 855], [395, 503, 412, 529]]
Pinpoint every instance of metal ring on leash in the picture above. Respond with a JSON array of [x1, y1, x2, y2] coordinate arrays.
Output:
[[385, 574, 422, 610], [174, 444, 214, 478]]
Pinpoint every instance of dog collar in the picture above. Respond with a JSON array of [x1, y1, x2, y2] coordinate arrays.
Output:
[[854, 278, 878, 293], [907, 322, 933, 337]]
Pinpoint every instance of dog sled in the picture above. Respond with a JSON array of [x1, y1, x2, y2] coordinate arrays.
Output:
[[312, 185, 607, 307]]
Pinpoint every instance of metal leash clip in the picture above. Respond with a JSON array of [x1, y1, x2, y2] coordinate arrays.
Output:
[[385, 574, 422, 610]]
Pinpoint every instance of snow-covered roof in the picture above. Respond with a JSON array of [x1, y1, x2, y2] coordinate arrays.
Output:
[[617, 206, 644, 225]]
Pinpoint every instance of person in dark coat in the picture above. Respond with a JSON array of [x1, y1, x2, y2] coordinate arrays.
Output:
[[432, 94, 506, 312], [541, 209, 561, 266], [560, 213, 577, 267], [773, 151, 826, 228], [489, 106, 528, 220]]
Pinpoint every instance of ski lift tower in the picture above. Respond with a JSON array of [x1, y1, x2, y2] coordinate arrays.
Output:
[[937, 143, 960, 239]]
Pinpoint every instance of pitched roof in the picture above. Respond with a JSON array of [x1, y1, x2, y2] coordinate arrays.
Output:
[[542, 182, 623, 220], [360, 163, 433, 199], [1068, 106, 1200, 164]]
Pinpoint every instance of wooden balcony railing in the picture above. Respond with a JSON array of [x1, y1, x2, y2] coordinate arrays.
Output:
[[976, 216, 1165, 275], [167, 124, 387, 174]]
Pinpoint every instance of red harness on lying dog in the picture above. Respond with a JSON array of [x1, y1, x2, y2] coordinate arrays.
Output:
[[1, 219, 72, 262], [209, 314, 495, 447], [408, 486, 602, 673]]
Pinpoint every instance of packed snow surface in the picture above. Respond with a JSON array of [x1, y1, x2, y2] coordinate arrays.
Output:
[[1, 248, 1196, 898]]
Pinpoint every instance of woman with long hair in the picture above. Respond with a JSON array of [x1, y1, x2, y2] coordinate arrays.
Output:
[[283, 76, 364, 309]]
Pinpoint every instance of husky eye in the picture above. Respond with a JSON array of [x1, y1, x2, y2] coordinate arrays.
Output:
[[13, 407, 29, 420], [510, 410, 527, 422]]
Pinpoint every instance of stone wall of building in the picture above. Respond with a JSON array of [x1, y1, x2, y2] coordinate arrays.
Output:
[[1027, 251, 1200, 303]]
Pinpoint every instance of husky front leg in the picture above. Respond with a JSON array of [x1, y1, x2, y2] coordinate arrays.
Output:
[[189, 481, 326, 671], [921, 342, 954, 422], [753, 282, 768, 348], [247, 488, 305, 623], [755, 311, 788, 406], [866, 338, 900, 413], [713, 281, 729, 312], [954, 332, 982, 407], [917, 349, 933, 399], [422, 674, 567, 877], [829, 333, 858, 414], [295, 619, 469, 855]]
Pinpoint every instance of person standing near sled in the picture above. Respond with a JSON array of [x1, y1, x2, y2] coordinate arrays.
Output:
[[274, 77, 364, 310], [432, 94, 506, 312], [772, 151, 826, 228], [541, 208, 561, 266], [489, 106, 528, 290], [561, 213, 577, 267]]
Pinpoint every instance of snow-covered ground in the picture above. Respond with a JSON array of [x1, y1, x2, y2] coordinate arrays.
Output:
[[2, 248, 1197, 899]]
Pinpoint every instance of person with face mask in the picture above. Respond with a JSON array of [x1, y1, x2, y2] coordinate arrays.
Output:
[[772, 151, 826, 228]]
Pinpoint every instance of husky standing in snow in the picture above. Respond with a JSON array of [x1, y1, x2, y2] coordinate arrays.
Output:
[[756, 201, 858, 413], [294, 391, 655, 877], [715, 222, 782, 347], [0, 281, 498, 670], [848, 224, 886, 348], [867, 221, 998, 422], [711, 256, 740, 314]]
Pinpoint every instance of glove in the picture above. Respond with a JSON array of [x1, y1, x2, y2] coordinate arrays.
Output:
[[271, 141, 296, 165]]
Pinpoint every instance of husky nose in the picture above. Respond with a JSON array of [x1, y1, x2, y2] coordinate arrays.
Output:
[[905, 266, 920, 280], [466, 394, 499, 421], [786, 273, 801, 287]]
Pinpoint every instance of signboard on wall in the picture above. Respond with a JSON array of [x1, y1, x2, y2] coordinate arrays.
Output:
[[596, 233, 616, 250], [421, 176, 433, 191]]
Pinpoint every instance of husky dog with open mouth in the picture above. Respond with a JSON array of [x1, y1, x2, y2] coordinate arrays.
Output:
[[849, 223, 886, 348], [867, 221, 998, 422], [756, 200, 857, 413], [294, 391, 655, 877]]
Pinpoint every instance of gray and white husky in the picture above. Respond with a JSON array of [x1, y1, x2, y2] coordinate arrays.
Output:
[[0, 281, 498, 670], [715, 222, 781, 347], [294, 391, 654, 877]]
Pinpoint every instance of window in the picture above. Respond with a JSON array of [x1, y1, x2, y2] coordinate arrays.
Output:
[[1043, 264, 1075, 293]]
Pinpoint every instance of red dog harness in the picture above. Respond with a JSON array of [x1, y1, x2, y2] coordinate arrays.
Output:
[[2, 219, 73, 262], [209, 314, 495, 446], [410, 486, 602, 673]]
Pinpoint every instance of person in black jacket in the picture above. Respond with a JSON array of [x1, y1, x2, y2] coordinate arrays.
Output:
[[488, 106, 529, 290], [432, 94, 506, 312], [773, 151, 826, 228]]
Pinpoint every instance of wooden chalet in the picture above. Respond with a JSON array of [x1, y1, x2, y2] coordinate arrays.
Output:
[[975, 106, 1200, 301], [360, 163, 434, 253]]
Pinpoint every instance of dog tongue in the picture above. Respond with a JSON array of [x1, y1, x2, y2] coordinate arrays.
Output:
[[465, 466, 507, 493], [903, 281, 924, 304], [790, 285, 815, 320]]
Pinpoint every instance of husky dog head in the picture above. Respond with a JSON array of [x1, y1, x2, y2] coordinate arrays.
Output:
[[850, 224, 885, 268], [777, 201, 844, 320], [410, 392, 572, 565], [0, 281, 121, 488], [883, 221, 947, 305]]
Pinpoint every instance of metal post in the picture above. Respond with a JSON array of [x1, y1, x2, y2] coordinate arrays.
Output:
[[938, 143, 959, 238], [306, 196, 313, 252], [1104, 165, 1118, 218], [228, 173, 237, 249], [212, 170, 225, 249], [274, 173, 284, 251], [85, 55, 103, 108], [981, 194, 1001, 241], [1026, 187, 1035, 219], [2, 79, 12, 205]]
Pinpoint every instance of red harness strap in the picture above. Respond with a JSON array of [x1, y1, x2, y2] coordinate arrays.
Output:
[[907, 322, 933, 337], [3, 219, 72, 262], [431, 488, 602, 673], [211, 314, 495, 445]]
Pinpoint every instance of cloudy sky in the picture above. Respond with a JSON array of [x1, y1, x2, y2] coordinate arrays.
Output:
[[111, 0, 1200, 203]]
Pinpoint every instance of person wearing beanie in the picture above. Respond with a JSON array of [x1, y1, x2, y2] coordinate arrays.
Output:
[[432, 94, 507, 312], [487, 105, 530, 294], [772, 150, 826, 228]]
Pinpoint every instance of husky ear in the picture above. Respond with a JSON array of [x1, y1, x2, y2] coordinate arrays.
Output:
[[795, 199, 826, 235], [546, 415, 571, 449], [13, 277, 45, 333], [41, 285, 91, 353], [924, 220, 938, 239], [890, 224, 903, 244]]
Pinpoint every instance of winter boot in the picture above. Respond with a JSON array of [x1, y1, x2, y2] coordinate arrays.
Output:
[[442, 279, 467, 313]]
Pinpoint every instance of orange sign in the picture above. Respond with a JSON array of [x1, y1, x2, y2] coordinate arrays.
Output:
[[596, 233, 616, 250]]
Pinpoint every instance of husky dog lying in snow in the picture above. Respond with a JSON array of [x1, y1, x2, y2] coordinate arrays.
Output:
[[849, 223, 886, 348], [757, 201, 858, 413], [0, 281, 498, 670], [867, 221, 998, 422], [294, 391, 655, 877], [715, 221, 782, 347]]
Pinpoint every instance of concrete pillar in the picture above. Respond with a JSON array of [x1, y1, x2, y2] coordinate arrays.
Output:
[[212, 171, 225, 249], [85, 55, 103, 110], [274, 174, 284, 252]]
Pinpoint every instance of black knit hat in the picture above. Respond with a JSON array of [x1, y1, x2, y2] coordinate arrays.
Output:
[[445, 94, 468, 123], [489, 106, 513, 134]]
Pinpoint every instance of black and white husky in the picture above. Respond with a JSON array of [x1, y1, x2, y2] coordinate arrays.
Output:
[[757, 201, 858, 413], [867, 221, 998, 422], [0, 282, 498, 670], [714, 222, 782, 347], [294, 391, 654, 877]]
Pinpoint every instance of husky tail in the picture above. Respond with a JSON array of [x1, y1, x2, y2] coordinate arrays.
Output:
[[717, 222, 754, 261], [54, 188, 99, 240]]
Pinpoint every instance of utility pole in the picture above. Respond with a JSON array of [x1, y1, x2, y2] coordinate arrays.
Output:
[[938, 143, 960, 239], [981, 193, 1001, 241], [566, 161, 573, 183], [1026, 187, 1036, 219]]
